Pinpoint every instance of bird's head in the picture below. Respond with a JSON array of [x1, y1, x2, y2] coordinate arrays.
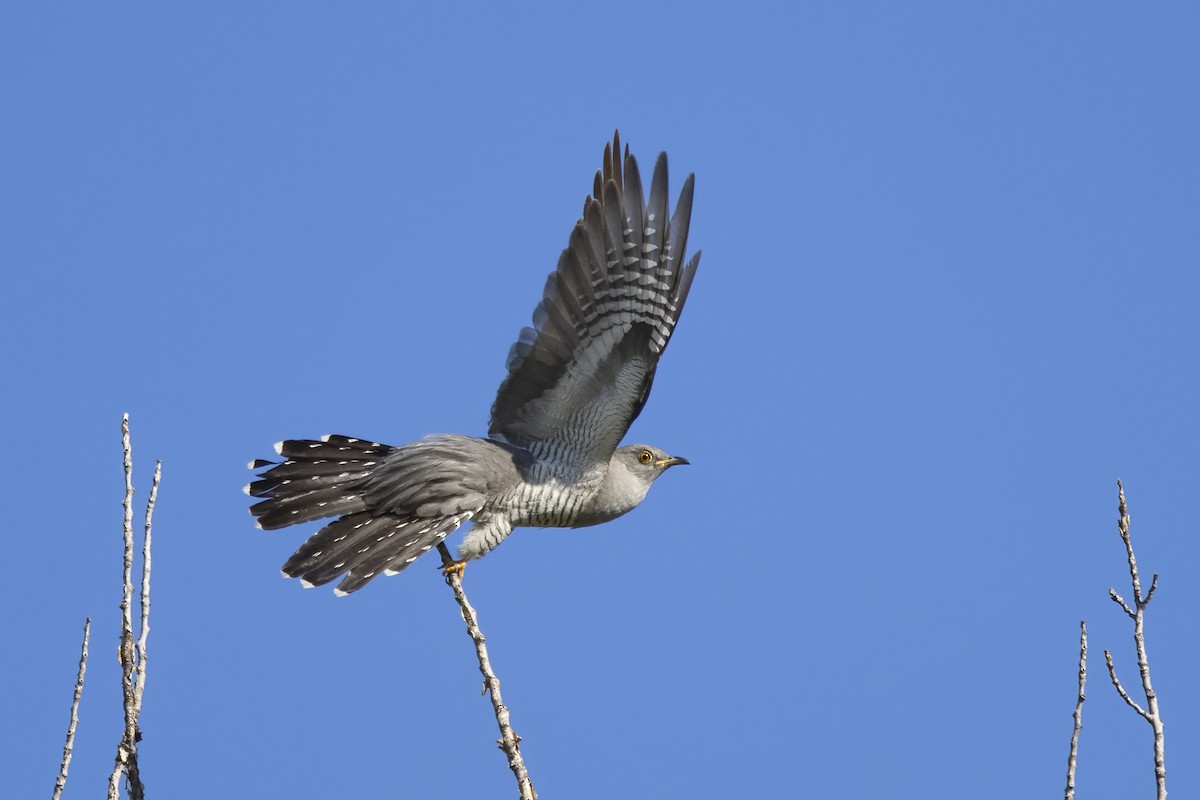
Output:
[[616, 444, 690, 480], [587, 444, 689, 520]]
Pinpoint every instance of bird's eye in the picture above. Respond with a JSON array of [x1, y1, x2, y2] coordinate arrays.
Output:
[[638, 450, 654, 464]]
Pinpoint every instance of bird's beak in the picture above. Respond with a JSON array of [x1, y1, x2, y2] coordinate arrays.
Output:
[[656, 455, 690, 468]]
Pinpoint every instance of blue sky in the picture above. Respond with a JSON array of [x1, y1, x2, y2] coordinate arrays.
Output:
[[4, 3, 1198, 797]]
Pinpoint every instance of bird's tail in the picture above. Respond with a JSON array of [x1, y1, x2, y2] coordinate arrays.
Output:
[[247, 434, 474, 594], [246, 435, 387, 529]]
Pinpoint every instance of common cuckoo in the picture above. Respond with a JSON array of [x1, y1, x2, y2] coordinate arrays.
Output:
[[247, 133, 700, 594]]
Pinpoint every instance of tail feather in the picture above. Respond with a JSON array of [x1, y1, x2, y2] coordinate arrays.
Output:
[[252, 457, 384, 483], [284, 513, 404, 586], [248, 434, 489, 594], [247, 464, 375, 503], [334, 512, 473, 595], [277, 435, 389, 459], [248, 436, 389, 528], [282, 511, 473, 595], [251, 490, 366, 530]]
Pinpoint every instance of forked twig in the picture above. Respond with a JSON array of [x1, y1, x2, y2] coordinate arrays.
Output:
[[1104, 479, 1166, 799], [108, 415, 160, 800], [438, 543, 536, 800]]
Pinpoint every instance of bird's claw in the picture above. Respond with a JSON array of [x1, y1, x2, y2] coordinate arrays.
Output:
[[440, 559, 466, 582]]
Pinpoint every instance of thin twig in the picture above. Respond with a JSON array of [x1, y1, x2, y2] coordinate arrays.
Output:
[[1064, 620, 1086, 800], [1108, 479, 1166, 799], [1105, 649, 1148, 719], [1108, 588, 1135, 619], [437, 543, 536, 800], [1143, 573, 1159, 606], [52, 617, 91, 800], [133, 460, 160, 718]]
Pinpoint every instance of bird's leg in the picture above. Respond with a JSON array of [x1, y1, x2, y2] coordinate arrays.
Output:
[[437, 542, 467, 582]]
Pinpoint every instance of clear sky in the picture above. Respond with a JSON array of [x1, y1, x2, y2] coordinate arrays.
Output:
[[4, 3, 1198, 798]]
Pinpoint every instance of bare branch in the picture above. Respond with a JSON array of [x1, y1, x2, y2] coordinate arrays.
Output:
[[1116, 479, 1150, 609], [1064, 620, 1086, 800], [52, 617, 91, 800], [1107, 480, 1166, 799], [133, 460, 160, 717], [1108, 588, 1136, 619], [109, 414, 152, 800], [1104, 649, 1148, 719], [1143, 573, 1159, 607], [438, 543, 537, 800], [110, 414, 136, 800]]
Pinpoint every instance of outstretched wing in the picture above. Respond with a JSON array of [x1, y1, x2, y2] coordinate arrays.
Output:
[[488, 132, 700, 473]]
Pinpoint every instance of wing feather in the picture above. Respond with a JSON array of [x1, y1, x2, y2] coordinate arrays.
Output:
[[488, 133, 700, 471]]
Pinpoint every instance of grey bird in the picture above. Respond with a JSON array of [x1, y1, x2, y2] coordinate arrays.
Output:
[[247, 132, 700, 595]]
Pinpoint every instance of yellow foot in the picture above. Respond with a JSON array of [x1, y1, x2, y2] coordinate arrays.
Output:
[[440, 559, 466, 581]]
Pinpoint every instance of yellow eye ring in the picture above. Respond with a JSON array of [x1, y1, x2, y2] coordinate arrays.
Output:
[[638, 450, 654, 464]]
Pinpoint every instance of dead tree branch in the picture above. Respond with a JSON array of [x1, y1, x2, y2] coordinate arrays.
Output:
[[438, 543, 536, 800], [108, 414, 160, 800], [52, 617, 91, 800], [1104, 479, 1166, 799], [1064, 620, 1086, 800], [1104, 649, 1147, 718], [134, 460, 159, 720]]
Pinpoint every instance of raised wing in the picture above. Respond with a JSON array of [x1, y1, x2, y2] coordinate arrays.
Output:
[[488, 132, 700, 473]]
